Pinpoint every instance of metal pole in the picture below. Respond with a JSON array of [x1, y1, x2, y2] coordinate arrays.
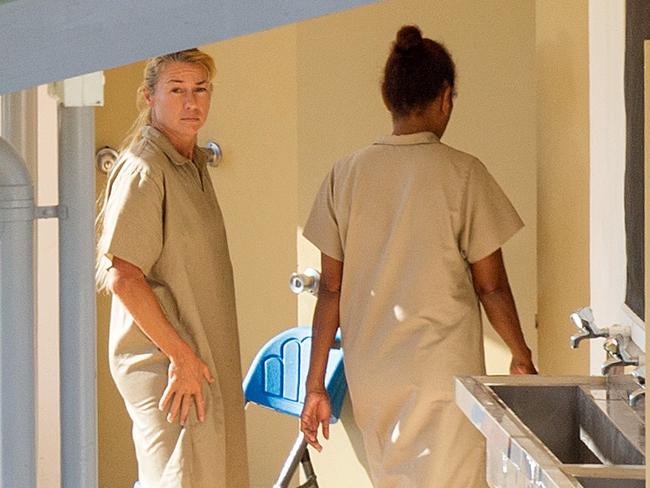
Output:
[[273, 432, 308, 488], [0, 137, 36, 488], [1, 90, 38, 181], [58, 106, 97, 488]]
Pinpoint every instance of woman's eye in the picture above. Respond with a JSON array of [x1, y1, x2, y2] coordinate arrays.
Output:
[[195, 87, 208, 93], [171, 88, 183, 94]]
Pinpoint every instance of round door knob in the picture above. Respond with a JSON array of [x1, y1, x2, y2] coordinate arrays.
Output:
[[95, 146, 118, 174], [289, 268, 320, 295]]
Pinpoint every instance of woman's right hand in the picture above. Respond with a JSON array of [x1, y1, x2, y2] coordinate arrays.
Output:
[[300, 390, 332, 452], [106, 257, 215, 425], [159, 347, 215, 425]]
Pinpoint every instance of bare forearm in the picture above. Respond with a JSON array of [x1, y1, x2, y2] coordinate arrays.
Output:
[[305, 253, 344, 391], [470, 249, 532, 364], [107, 257, 212, 423], [479, 285, 531, 360], [306, 289, 340, 392], [111, 274, 192, 361], [301, 286, 338, 451]]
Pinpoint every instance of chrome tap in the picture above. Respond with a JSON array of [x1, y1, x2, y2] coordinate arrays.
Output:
[[632, 364, 646, 383], [601, 334, 639, 375], [569, 307, 608, 349], [629, 388, 645, 407], [629, 365, 645, 407]]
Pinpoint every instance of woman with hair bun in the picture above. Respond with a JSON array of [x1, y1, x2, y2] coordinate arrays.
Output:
[[300, 25, 535, 487]]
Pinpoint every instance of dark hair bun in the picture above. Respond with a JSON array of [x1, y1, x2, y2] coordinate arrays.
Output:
[[395, 25, 423, 51], [382, 25, 455, 117]]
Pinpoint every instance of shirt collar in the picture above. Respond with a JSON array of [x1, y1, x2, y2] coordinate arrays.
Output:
[[141, 125, 209, 167], [374, 131, 440, 146]]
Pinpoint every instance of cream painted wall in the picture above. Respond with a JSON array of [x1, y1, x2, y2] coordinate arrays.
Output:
[[536, 0, 590, 375], [588, 0, 627, 373], [295, 0, 537, 484]]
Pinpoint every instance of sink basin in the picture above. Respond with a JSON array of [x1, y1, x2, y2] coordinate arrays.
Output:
[[575, 477, 644, 488], [491, 384, 644, 465], [455, 375, 645, 487]]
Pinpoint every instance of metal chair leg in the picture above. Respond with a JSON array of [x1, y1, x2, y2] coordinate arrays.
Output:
[[273, 432, 308, 488], [298, 446, 318, 487], [273, 431, 319, 488]]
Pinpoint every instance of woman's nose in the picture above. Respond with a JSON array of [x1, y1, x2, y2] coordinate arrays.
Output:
[[184, 92, 197, 108]]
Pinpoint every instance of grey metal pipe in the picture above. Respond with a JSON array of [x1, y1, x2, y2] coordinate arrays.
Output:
[[58, 106, 97, 488], [1, 90, 38, 181], [0, 137, 36, 488]]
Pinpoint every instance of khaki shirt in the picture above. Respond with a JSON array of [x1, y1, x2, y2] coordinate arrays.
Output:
[[304, 132, 522, 487], [100, 126, 249, 488]]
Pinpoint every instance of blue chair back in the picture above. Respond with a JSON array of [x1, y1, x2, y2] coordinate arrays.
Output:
[[243, 327, 346, 423]]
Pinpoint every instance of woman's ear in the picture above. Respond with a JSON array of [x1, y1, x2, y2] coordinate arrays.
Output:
[[143, 88, 154, 108], [441, 84, 454, 116]]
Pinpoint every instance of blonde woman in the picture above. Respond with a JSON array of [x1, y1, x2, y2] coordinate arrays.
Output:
[[97, 49, 249, 488]]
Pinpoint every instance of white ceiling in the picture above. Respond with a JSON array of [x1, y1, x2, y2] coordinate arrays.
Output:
[[0, 0, 375, 95]]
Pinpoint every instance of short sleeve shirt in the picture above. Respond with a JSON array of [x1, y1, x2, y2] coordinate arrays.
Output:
[[303, 131, 523, 390]]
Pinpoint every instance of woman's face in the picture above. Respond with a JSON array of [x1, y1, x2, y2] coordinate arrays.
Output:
[[146, 61, 212, 142]]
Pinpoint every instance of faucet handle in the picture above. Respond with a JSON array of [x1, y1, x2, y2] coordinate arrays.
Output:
[[570, 307, 606, 335], [628, 386, 645, 407], [601, 341, 627, 375], [601, 334, 639, 372], [569, 307, 608, 349], [603, 335, 622, 358], [571, 306, 594, 327], [632, 365, 646, 385]]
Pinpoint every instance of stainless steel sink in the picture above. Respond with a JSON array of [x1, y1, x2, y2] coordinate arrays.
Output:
[[575, 477, 644, 488], [491, 384, 644, 465], [455, 375, 645, 487]]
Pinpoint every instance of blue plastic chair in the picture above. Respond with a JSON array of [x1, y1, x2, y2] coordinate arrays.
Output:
[[134, 326, 346, 488], [243, 326, 347, 488]]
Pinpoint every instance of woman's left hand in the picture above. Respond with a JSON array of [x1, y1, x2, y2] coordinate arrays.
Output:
[[510, 356, 537, 375]]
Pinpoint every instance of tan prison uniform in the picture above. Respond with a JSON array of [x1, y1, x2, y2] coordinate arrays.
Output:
[[100, 126, 249, 488], [304, 132, 523, 488]]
